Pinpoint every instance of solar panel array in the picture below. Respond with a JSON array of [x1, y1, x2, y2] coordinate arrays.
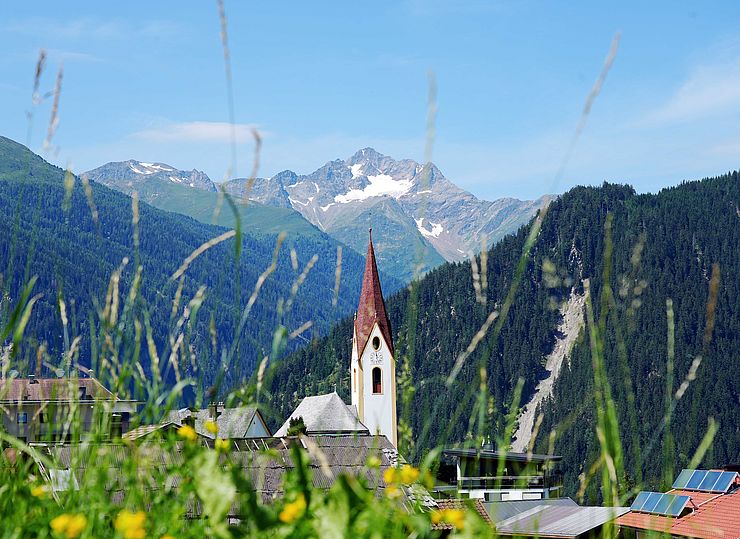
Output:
[[672, 469, 737, 493], [630, 491, 691, 517]]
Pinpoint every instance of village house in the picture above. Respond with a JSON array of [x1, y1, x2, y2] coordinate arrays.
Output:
[[617, 467, 740, 539], [0, 373, 137, 442]]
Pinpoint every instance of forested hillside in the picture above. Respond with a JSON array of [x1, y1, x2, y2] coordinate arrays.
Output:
[[266, 172, 740, 499], [0, 136, 401, 394]]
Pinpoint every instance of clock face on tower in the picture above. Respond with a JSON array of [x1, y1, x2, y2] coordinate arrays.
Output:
[[370, 349, 383, 365]]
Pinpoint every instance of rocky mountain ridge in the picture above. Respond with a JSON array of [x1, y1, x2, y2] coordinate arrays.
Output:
[[87, 149, 549, 281], [226, 148, 550, 271]]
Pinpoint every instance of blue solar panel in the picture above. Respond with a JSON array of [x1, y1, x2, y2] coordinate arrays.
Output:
[[630, 491, 651, 511], [711, 472, 736, 493], [632, 492, 692, 517], [665, 495, 691, 517], [698, 470, 722, 491], [674, 470, 737, 493], [686, 470, 706, 490], [672, 469, 694, 489], [642, 492, 663, 513], [652, 493, 676, 515]]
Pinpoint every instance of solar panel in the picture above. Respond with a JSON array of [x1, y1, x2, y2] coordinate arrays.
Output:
[[711, 472, 736, 493], [642, 492, 663, 513], [630, 491, 650, 511], [665, 495, 691, 517], [686, 470, 706, 490], [672, 469, 694, 489], [631, 492, 691, 517], [652, 493, 675, 515], [672, 469, 737, 493], [698, 470, 722, 491]]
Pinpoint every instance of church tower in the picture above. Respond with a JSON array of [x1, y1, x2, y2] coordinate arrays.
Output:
[[350, 230, 397, 447]]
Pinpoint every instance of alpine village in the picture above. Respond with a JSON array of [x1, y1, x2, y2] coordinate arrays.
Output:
[[1, 3, 739, 539]]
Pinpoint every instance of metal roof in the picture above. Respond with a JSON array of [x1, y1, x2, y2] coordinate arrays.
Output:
[[486, 497, 578, 523], [496, 504, 629, 537], [274, 392, 369, 436], [443, 447, 562, 463]]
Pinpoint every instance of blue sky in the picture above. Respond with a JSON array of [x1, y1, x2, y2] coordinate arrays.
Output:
[[2, 1, 740, 200]]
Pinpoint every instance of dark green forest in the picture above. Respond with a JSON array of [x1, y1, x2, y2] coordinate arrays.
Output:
[[266, 172, 739, 499], [0, 136, 401, 396]]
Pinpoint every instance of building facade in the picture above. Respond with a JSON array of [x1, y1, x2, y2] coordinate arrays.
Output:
[[350, 230, 397, 448]]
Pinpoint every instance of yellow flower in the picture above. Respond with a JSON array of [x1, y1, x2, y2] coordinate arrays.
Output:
[[366, 455, 381, 468], [161, 535, 175, 539], [431, 508, 466, 530], [399, 464, 420, 484], [383, 467, 397, 485], [50, 513, 87, 538], [177, 424, 197, 441], [444, 509, 466, 529], [31, 484, 47, 498], [214, 438, 230, 452], [385, 485, 402, 499], [204, 420, 218, 434], [114, 509, 147, 539], [279, 494, 306, 523]]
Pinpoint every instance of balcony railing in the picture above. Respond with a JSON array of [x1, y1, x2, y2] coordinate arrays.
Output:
[[456, 473, 562, 490]]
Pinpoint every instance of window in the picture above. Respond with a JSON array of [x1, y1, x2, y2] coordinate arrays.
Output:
[[17, 412, 28, 424], [372, 336, 381, 350], [353, 368, 357, 390], [372, 367, 382, 394]]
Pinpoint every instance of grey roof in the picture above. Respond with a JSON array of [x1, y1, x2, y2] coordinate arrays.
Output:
[[495, 504, 630, 537], [33, 434, 434, 516], [274, 392, 369, 436], [162, 406, 268, 439], [486, 497, 579, 523], [443, 447, 562, 463]]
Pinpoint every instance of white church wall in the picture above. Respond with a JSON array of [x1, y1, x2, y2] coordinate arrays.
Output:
[[360, 324, 396, 446]]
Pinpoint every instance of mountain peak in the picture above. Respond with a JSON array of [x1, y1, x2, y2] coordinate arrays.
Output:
[[85, 160, 216, 192], [347, 147, 388, 166]]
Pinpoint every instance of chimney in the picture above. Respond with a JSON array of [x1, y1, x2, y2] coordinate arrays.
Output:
[[111, 413, 123, 439]]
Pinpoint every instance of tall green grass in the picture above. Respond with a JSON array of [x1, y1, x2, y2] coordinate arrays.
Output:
[[0, 5, 726, 539]]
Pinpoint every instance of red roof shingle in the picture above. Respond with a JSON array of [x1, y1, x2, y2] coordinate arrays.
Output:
[[617, 488, 740, 539]]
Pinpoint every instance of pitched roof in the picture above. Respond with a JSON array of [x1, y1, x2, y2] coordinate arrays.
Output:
[[36, 434, 434, 513], [0, 377, 113, 402], [434, 498, 494, 529], [496, 504, 629, 537], [485, 497, 578, 523], [354, 230, 394, 357], [443, 447, 562, 463], [617, 487, 740, 539], [121, 422, 181, 441], [274, 392, 369, 436], [158, 406, 268, 439]]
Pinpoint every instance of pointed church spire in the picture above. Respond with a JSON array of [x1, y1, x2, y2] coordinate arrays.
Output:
[[355, 229, 394, 357]]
